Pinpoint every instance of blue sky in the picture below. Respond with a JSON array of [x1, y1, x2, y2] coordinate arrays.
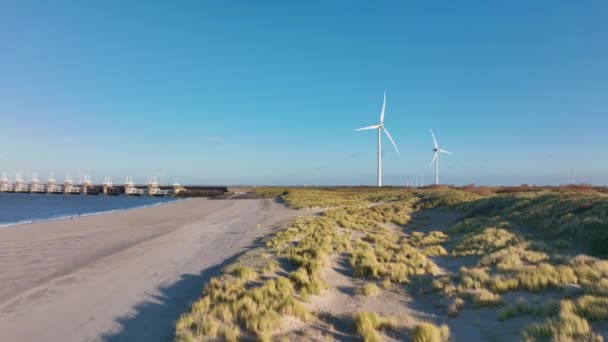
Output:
[[0, 1, 606, 186]]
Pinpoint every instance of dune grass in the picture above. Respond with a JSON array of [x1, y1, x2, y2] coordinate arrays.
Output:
[[409, 231, 449, 247], [228, 266, 258, 282], [498, 298, 560, 321], [222, 325, 240, 342], [177, 187, 608, 340], [350, 238, 438, 283], [459, 190, 608, 255], [174, 272, 313, 341], [469, 289, 503, 308], [459, 267, 491, 290], [448, 297, 465, 317], [432, 276, 458, 297], [422, 245, 449, 256], [574, 295, 608, 321], [356, 283, 381, 296], [411, 322, 450, 342], [276, 188, 412, 209], [480, 243, 549, 272], [452, 227, 521, 256], [354, 311, 398, 342], [523, 300, 603, 342], [414, 189, 481, 209]]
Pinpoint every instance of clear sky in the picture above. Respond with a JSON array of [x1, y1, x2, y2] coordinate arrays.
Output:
[[1, 1, 607, 186]]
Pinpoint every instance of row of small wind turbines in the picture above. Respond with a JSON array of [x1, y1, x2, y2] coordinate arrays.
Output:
[[355, 92, 452, 187]]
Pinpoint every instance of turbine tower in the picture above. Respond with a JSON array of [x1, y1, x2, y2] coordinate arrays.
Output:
[[429, 129, 452, 185], [355, 92, 399, 187]]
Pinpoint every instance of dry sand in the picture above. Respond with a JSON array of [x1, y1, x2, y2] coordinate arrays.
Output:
[[0, 198, 299, 342]]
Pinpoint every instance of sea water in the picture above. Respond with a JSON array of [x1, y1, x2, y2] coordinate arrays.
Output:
[[0, 193, 178, 227]]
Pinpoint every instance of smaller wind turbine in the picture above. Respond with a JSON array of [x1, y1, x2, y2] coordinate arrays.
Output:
[[429, 129, 452, 185]]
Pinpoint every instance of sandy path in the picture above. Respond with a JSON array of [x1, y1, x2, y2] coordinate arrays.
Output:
[[0, 198, 298, 342]]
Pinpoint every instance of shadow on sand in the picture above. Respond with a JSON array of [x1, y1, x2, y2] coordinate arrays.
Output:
[[99, 251, 247, 342], [100, 233, 273, 342]]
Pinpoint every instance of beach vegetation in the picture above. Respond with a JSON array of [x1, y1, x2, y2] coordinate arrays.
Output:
[[452, 227, 520, 256], [355, 283, 381, 296], [176, 187, 608, 341], [354, 311, 398, 342], [411, 322, 450, 342], [409, 231, 449, 247], [522, 300, 603, 342], [448, 297, 465, 317], [422, 245, 448, 256], [498, 298, 560, 321], [468, 289, 502, 308]]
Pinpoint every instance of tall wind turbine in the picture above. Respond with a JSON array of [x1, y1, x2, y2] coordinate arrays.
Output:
[[429, 129, 452, 185], [355, 92, 399, 187]]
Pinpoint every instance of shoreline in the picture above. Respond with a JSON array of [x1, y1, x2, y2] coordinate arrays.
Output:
[[0, 196, 186, 229], [0, 197, 301, 342]]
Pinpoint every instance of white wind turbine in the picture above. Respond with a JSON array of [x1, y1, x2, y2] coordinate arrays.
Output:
[[429, 129, 452, 185], [355, 92, 399, 187]]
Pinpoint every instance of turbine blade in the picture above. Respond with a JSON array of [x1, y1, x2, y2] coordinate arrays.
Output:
[[380, 91, 386, 124], [430, 129, 438, 149], [382, 126, 399, 155], [354, 124, 381, 131], [429, 152, 438, 168], [439, 149, 453, 156]]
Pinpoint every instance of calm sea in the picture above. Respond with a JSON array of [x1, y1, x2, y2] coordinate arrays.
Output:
[[0, 193, 178, 227]]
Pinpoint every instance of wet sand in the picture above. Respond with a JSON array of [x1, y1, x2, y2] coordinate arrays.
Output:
[[0, 198, 299, 342]]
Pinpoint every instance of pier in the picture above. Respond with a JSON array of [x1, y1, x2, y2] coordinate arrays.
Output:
[[0, 172, 185, 197]]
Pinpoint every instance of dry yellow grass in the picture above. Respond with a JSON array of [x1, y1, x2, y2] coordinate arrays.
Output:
[[574, 295, 608, 321], [354, 311, 398, 342], [177, 188, 608, 341], [411, 322, 450, 342], [469, 289, 502, 308], [422, 245, 449, 256], [498, 298, 559, 321], [448, 297, 465, 317], [452, 227, 520, 256], [432, 276, 458, 297], [409, 231, 449, 247], [480, 243, 548, 272], [523, 300, 603, 342], [459, 267, 491, 290], [355, 283, 381, 296]]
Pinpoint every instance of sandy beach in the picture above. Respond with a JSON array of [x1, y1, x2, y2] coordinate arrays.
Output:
[[0, 198, 299, 342]]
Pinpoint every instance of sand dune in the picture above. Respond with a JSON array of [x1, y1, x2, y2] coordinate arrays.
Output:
[[0, 198, 298, 342]]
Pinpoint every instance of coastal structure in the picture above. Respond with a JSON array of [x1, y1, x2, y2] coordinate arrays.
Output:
[[46, 172, 63, 194], [15, 173, 29, 193], [0, 172, 186, 197], [30, 173, 45, 193], [124, 176, 146, 196], [0, 172, 14, 192]]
